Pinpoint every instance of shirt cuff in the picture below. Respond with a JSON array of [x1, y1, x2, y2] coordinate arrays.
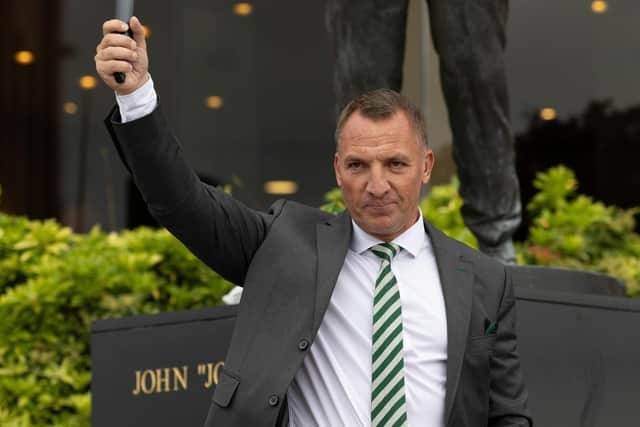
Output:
[[115, 75, 158, 123]]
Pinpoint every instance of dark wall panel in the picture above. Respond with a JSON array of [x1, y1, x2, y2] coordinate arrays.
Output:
[[0, 0, 61, 219]]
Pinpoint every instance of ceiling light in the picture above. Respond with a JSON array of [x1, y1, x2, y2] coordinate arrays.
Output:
[[205, 96, 224, 109], [79, 75, 98, 90], [14, 50, 35, 65], [234, 3, 253, 16], [264, 180, 298, 195], [540, 108, 557, 121], [591, 1, 608, 14], [63, 102, 78, 115]]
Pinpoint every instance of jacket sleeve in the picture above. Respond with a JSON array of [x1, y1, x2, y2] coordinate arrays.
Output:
[[488, 267, 533, 426], [104, 104, 278, 285]]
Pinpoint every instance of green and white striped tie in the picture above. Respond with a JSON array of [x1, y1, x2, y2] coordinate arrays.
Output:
[[370, 243, 408, 427]]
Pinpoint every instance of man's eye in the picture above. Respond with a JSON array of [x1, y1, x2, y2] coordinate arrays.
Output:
[[390, 160, 405, 168], [348, 162, 363, 170]]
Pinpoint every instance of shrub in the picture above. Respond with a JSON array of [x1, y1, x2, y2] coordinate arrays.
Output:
[[419, 177, 478, 249], [0, 219, 233, 426], [519, 166, 640, 296]]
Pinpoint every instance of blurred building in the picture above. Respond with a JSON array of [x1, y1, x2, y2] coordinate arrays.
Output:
[[1, 0, 638, 235]]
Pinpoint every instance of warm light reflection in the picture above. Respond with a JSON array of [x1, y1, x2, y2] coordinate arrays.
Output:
[[143, 25, 151, 38], [540, 108, 557, 121], [79, 75, 98, 90], [234, 3, 253, 16], [591, 1, 608, 14], [264, 181, 298, 195], [63, 102, 79, 115], [205, 96, 224, 109], [14, 50, 35, 65]]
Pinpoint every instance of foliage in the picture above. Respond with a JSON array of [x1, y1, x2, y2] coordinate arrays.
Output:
[[0, 218, 233, 426], [419, 177, 478, 249], [518, 166, 640, 296], [320, 166, 640, 296], [319, 188, 346, 215]]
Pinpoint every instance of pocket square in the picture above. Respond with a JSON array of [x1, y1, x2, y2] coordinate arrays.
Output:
[[484, 318, 498, 336]]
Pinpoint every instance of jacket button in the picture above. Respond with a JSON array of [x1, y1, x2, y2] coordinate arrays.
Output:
[[268, 394, 279, 406], [298, 339, 309, 351]]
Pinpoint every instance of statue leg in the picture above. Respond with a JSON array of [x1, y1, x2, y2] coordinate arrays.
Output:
[[326, 0, 409, 114], [427, 0, 521, 263]]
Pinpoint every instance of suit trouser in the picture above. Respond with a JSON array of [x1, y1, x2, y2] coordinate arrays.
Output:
[[326, 0, 521, 258]]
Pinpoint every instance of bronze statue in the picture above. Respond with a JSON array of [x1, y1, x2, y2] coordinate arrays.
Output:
[[327, 0, 521, 263]]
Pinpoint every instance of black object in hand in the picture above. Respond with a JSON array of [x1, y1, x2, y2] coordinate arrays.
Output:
[[114, 28, 134, 84], [114, 0, 135, 84]]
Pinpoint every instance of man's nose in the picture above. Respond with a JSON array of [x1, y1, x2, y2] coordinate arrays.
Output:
[[366, 167, 390, 197]]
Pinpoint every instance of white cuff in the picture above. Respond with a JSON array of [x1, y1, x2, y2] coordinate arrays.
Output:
[[115, 75, 158, 123]]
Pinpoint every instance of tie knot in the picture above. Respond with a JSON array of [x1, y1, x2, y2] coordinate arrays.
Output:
[[370, 243, 401, 262]]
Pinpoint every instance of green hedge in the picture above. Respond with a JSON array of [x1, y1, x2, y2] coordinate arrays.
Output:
[[1, 165, 639, 425], [0, 219, 233, 426], [518, 166, 640, 296]]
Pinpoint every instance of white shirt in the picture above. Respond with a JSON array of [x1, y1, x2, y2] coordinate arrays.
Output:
[[117, 80, 448, 426], [288, 216, 447, 427], [115, 75, 157, 123]]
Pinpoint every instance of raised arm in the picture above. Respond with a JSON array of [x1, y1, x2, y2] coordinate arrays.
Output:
[[95, 17, 276, 285]]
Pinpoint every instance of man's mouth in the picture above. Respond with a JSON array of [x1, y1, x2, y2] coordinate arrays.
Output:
[[364, 201, 397, 210]]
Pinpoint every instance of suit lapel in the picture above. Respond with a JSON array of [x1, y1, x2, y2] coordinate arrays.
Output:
[[425, 221, 473, 426], [313, 212, 352, 334]]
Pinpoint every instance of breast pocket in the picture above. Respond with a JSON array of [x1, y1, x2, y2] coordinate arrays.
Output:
[[467, 334, 496, 356]]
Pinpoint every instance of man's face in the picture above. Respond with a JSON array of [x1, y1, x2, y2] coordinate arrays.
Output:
[[334, 110, 434, 241]]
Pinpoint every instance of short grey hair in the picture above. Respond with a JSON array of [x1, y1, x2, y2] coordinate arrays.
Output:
[[334, 88, 428, 149]]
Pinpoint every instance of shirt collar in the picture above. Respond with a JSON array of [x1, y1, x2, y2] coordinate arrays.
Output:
[[350, 210, 427, 258]]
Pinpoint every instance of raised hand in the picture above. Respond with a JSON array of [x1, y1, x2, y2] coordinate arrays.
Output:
[[95, 16, 149, 95]]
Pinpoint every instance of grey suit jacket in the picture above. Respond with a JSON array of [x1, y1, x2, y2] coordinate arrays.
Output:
[[106, 105, 532, 427]]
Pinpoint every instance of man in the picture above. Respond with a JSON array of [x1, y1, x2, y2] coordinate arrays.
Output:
[[326, 0, 521, 263], [96, 17, 531, 426]]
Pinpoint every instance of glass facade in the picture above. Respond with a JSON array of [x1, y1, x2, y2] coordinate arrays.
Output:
[[3, 0, 639, 231]]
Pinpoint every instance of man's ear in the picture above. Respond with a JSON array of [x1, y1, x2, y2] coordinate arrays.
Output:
[[421, 148, 435, 185], [334, 153, 343, 187]]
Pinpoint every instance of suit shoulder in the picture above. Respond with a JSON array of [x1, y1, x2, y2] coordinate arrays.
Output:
[[269, 199, 335, 224], [428, 222, 506, 279]]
